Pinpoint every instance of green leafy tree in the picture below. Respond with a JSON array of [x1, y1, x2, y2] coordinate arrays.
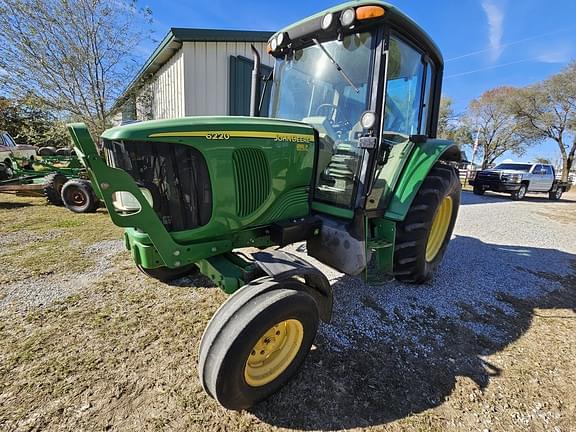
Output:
[[465, 87, 531, 169], [511, 62, 576, 182], [0, 97, 70, 147], [0, 0, 152, 136]]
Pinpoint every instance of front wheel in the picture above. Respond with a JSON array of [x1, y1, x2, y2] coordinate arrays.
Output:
[[394, 163, 461, 283], [511, 184, 527, 201], [198, 287, 319, 410], [472, 186, 485, 195]]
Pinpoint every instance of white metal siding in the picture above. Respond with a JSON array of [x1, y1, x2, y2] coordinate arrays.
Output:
[[183, 41, 274, 116], [144, 48, 186, 120]]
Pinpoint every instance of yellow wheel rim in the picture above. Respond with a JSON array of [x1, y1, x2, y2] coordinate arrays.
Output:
[[425, 196, 453, 262], [244, 319, 304, 387]]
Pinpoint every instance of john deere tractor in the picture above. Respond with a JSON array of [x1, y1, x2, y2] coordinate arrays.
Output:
[[68, 1, 461, 410]]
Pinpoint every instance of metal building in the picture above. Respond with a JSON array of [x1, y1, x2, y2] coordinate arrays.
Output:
[[113, 28, 274, 123]]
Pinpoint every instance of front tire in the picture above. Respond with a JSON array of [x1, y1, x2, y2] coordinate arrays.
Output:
[[198, 287, 319, 410], [511, 184, 527, 201], [394, 162, 461, 283], [473, 186, 485, 195]]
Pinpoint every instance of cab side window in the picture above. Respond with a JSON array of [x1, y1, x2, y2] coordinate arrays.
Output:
[[384, 34, 436, 137]]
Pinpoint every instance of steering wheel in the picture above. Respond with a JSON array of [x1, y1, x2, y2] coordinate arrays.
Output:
[[315, 104, 338, 118]]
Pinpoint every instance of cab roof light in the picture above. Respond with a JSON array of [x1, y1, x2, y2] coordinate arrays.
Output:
[[356, 5, 385, 21]]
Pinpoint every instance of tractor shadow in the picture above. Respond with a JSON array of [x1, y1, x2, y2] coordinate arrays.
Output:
[[461, 190, 576, 205], [251, 236, 576, 430], [0, 201, 33, 210]]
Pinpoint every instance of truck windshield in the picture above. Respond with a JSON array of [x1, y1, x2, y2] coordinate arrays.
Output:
[[493, 163, 532, 171], [269, 31, 375, 208]]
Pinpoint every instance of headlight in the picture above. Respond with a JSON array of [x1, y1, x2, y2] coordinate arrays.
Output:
[[503, 174, 522, 183]]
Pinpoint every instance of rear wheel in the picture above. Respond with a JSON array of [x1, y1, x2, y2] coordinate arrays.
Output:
[[472, 186, 485, 195], [549, 188, 563, 201], [137, 264, 198, 282], [511, 184, 527, 201], [394, 162, 461, 283], [61, 179, 98, 213], [42, 173, 68, 205], [198, 287, 319, 410]]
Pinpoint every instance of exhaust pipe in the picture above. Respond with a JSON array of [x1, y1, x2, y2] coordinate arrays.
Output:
[[250, 44, 261, 117]]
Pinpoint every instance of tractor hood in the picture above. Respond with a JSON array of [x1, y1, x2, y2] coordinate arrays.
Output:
[[101, 116, 316, 143]]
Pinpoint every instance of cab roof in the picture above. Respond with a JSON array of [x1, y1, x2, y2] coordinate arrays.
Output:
[[271, 1, 443, 66]]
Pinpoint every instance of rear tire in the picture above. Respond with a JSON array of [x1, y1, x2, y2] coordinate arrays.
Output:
[[511, 184, 527, 201], [199, 287, 319, 410], [61, 179, 98, 213], [137, 264, 198, 282], [472, 186, 485, 195], [549, 188, 563, 201], [42, 173, 68, 205], [394, 162, 461, 283]]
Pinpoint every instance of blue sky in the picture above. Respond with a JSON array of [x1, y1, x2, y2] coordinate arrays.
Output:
[[144, 0, 575, 163]]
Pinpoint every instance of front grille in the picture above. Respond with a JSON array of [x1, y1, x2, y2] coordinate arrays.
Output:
[[104, 140, 212, 232], [232, 148, 270, 217], [477, 171, 501, 181]]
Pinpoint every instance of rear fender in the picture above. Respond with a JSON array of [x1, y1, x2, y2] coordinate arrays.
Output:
[[384, 139, 460, 221]]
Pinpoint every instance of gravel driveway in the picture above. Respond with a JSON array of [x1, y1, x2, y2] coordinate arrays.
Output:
[[1, 191, 574, 431]]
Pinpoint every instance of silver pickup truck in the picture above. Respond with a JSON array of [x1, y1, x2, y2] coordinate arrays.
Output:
[[469, 162, 571, 201]]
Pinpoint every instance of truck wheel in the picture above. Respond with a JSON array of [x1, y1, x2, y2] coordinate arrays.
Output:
[[137, 264, 198, 282], [549, 188, 562, 201], [394, 163, 460, 283], [38, 146, 57, 156], [472, 186, 485, 195], [198, 287, 319, 410], [42, 173, 68, 206], [511, 184, 527, 201], [61, 179, 98, 213]]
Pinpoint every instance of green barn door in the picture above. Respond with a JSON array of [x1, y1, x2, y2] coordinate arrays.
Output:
[[229, 55, 273, 116]]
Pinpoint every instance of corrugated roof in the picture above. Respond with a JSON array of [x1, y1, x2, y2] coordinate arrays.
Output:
[[111, 28, 273, 114]]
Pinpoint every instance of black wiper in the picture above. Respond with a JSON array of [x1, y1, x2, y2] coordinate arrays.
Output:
[[312, 38, 359, 93]]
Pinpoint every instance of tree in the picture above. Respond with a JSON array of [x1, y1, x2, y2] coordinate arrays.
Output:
[[437, 96, 472, 147], [0, 0, 152, 136], [0, 96, 69, 147], [511, 63, 576, 182], [465, 87, 530, 168], [533, 157, 552, 165]]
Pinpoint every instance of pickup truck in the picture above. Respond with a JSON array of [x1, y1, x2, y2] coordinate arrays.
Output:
[[469, 162, 571, 201], [0, 131, 37, 173]]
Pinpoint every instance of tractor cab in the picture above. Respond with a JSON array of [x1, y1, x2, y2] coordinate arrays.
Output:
[[264, 1, 450, 275]]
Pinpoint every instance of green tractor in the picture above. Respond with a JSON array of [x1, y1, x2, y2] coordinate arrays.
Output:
[[68, 1, 461, 410]]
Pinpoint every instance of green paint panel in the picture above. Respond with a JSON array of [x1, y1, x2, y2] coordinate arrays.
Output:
[[69, 118, 316, 271]]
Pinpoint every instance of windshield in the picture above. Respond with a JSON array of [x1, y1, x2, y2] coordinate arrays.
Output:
[[270, 31, 375, 208], [493, 163, 532, 171]]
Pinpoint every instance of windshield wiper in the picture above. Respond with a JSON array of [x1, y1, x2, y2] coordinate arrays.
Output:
[[312, 38, 359, 93]]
